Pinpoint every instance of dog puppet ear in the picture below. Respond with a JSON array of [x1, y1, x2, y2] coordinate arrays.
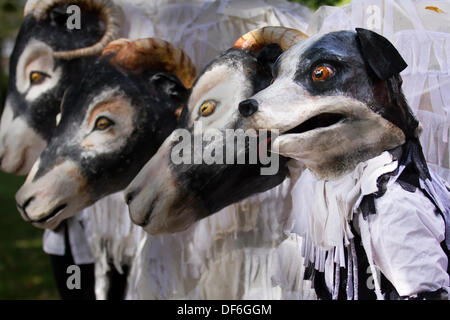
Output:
[[356, 28, 407, 80]]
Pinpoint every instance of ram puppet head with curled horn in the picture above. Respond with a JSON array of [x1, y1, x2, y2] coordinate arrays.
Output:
[[0, 0, 121, 175], [125, 26, 308, 234], [15, 38, 196, 230]]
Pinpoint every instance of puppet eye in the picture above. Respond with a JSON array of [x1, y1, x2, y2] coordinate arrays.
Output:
[[94, 116, 114, 131], [200, 101, 216, 117], [30, 71, 47, 85], [312, 66, 333, 82]]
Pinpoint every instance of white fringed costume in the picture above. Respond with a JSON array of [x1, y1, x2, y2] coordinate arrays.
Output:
[[289, 150, 449, 299], [125, 178, 316, 299]]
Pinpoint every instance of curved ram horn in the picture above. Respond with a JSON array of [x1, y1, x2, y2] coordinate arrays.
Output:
[[24, 0, 40, 16], [233, 26, 308, 53], [102, 38, 197, 89], [25, 0, 121, 60]]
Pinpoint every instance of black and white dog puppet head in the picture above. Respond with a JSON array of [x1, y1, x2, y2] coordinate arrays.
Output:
[[125, 27, 308, 235], [0, 0, 121, 175], [15, 38, 196, 230], [239, 28, 420, 180], [239, 29, 450, 299]]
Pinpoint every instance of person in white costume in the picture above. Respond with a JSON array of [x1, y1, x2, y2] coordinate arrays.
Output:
[[24, 26, 315, 300], [238, 24, 450, 299], [121, 0, 450, 300], [125, 26, 317, 300], [10, 0, 313, 299], [2, 0, 127, 299], [298, 0, 450, 299], [85, 0, 314, 300]]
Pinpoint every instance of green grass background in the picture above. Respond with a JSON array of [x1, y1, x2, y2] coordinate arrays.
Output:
[[0, 1, 59, 298], [0, 172, 59, 299]]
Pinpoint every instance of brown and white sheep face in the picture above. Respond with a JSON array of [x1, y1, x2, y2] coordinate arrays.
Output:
[[0, 40, 61, 175], [15, 37, 192, 230], [15, 88, 137, 230], [0, 0, 121, 175]]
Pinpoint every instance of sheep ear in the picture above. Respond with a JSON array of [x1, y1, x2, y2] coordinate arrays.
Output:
[[356, 28, 407, 80], [257, 43, 283, 75], [150, 72, 187, 100], [49, 6, 70, 27]]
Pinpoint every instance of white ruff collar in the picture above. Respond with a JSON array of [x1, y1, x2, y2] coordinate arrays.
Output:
[[288, 151, 399, 270]]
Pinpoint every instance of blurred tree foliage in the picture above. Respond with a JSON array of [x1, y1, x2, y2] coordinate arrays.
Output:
[[0, 0, 24, 108], [289, 0, 348, 10], [0, 1, 58, 299], [0, 0, 24, 39]]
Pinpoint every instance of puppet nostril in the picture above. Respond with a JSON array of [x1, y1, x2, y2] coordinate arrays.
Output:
[[17, 196, 35, 221], [239, 99, 259, 117]]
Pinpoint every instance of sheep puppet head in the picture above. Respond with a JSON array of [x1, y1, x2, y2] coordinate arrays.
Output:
[[15, 38, 196, 230], [0, 0, 122, 175], [125, 26, 308, 235]]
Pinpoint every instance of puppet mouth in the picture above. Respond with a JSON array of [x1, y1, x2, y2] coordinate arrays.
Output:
[[284, 113, 345, 135], [132, 193, 160, 228], [35, 203, 67, 224]]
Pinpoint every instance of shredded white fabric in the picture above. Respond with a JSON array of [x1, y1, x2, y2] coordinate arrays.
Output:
[[361, 182, 449, 297], [83, 192, 145, 299], [289, 152, 398, 272], [358, 215, 384, 300], [288, 152, 400, 299], [42, 211, 94, 265], [125, 179, 316, 299]]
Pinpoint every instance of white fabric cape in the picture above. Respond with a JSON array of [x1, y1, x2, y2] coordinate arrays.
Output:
[[289, 151, 449, 299]]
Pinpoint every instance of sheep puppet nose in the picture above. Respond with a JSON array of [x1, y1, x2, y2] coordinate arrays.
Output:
[[239, 99, 259, 117]]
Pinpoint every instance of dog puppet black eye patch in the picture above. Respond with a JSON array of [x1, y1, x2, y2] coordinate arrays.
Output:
[[293, 31, 373, 96], [355, 28, 407, 81]]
